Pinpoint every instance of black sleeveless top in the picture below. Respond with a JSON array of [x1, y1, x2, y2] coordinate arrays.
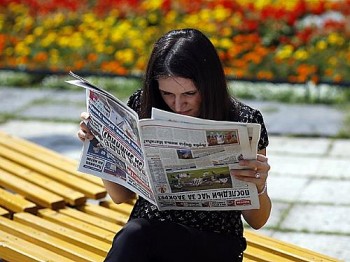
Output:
[[126, 90, 269, 240]]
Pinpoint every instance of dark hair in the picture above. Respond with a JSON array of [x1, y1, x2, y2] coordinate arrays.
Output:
[[140, 28, 238, 121]]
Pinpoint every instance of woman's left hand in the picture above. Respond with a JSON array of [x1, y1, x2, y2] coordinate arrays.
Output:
[[230, 154, 270, 193]]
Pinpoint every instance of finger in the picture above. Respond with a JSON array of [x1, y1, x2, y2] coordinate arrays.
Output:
[[238, 159, 256, 170], [80, 112, 90, 120], [240, 158, 270, 173], [79, 120, 90, 131], [257, 154, 268, 162], [77, 130, 87, 141], [231, 169, 258, 178], [77, 124, 94, 140]]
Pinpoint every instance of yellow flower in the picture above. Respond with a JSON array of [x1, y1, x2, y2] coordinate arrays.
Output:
[[204, 23, 217, 34], [210, 37, 219, 47], [184, 14, 200, 27], [135, 17, 147, 28], [96, 43, 105, 53], [165, 10, 177, 25], [294, 49, 309, 60], [49, 49, 59, 65], [9, 2, 27, 14], [58, 36, 71, 48], [199, 9, 211, 21], [142, 0, 162, 10], [15, 42, 30, 56], [111, 27, 123, 42], [115, 49, 134, 65], [14, 15, 33, 32], [328, 32, 344, 46], [147, 13, 158, 24], [41, 32, 57, 48], [0, 14, 4, 31], [62, 26, 74, 35], [276, 45, 294, 59], [24, 34, 35, 45], [316, 40, 327, 50], [328, 56, 338, 66], [34, 27, 44, 37], [105, 16, 117, 27], [52, 13, 65, 26], [83, 13, 97, 25], [213, 6, 231, 22], [219, 38, 233, 49], [71, 33, 84, 49]]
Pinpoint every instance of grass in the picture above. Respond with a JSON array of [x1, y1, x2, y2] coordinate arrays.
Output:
[[336, 103, 350, 139]]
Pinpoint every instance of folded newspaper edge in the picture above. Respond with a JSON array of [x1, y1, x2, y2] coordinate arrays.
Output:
[[67, 72, 262, 211]]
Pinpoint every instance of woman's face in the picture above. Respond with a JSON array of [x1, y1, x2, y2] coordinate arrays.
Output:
[[158, 77, 202, 117]]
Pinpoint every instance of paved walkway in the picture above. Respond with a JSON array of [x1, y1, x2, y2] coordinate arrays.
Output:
[[0, 87, 349, 260]]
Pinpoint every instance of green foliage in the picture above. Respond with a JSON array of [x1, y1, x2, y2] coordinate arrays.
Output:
[[0, 71, 37, 86]]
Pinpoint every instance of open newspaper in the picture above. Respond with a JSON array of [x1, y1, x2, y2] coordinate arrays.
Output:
[[66, 72, 262, 211]]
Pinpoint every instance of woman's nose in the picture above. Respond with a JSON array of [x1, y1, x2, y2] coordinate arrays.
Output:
[[174, 97, 183, 112]]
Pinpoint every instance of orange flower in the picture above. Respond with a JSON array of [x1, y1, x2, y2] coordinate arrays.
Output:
[[333, 74, 343, 83], [74, 60, 85, 70], [257, 70, 273, 80], [101, 61, 128, 75], [33, 51, 48, 62], [87, 53, 98, 62], [0, 34, 6, 53]]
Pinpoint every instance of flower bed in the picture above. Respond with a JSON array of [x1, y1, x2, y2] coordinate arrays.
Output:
[[0, 0, 349, 84]]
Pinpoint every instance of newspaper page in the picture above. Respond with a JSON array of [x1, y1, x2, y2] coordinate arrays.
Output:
[[138, 116, 261, 211], [66, 72, 156, 205]]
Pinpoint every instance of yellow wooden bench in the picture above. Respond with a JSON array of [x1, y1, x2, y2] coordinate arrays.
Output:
[[0, 130, 340, 262]]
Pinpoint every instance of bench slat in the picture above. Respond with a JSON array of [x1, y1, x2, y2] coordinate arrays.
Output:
[[0, 229, 75, 262], [0, 156, 86, 206], [0, 169, 65, 209], [14, 211, 110, 257], [244, 230, 340, 262], [38, 208, 115, 243], [0, 130, 104, 187], [0, 187, 37, 214], [100, 199, 134, 215], [0, 206, 10, 217], [0, 216, 104, 262], [0, 145, 106, 199], [59, 207, 122, 233], [245, 244, 299, 262], [78, 202, 129, 225]]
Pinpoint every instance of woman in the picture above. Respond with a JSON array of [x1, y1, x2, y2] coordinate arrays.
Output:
[[78, 28, 271, 262]]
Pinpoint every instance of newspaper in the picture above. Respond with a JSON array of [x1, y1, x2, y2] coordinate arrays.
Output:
[[66, 72, 262, 211]]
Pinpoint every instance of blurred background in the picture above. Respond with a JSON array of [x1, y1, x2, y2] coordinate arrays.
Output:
[[0, 0, 350, 110], [1, 0, 350, 260]]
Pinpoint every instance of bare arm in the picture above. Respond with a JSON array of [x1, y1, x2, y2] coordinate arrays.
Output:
[[102, 180, 136, 204], [231, 149, 272, 229]]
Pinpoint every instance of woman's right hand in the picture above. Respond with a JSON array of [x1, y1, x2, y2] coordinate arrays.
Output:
[[77, 112, 95, 141]]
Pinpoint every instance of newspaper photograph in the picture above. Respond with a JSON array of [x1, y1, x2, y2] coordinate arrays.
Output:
[[66, 72, 262, 211]]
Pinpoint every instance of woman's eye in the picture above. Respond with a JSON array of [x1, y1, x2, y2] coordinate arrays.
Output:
[[185, 91, 197, 96]]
